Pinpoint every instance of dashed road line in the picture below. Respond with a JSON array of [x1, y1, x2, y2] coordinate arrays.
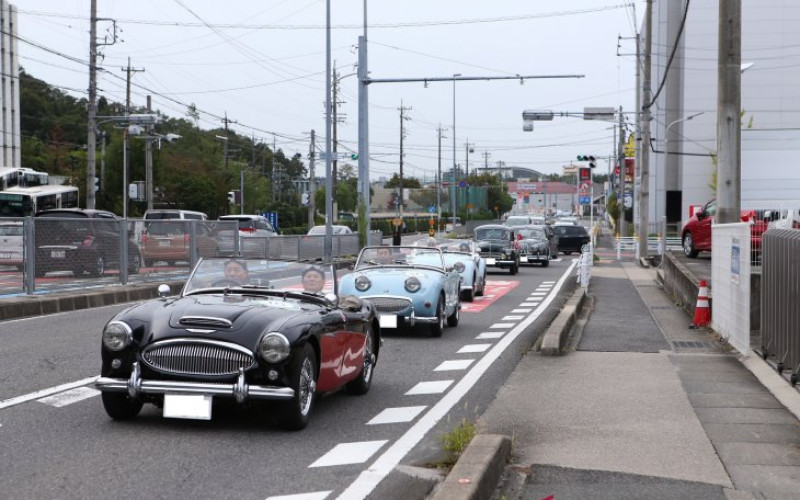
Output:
[[37, 386, 99, 408], [502, 315, 524, 321], [489, 323, 515, 329], [405, 380, 454, 395], [476, 331, 505, 340], [367, 406, 427, 425], [310, 441, 388, 468], [457, 344, 492, 354], [266, 492, 331, 500], [511, 308, 532, 313], [434, 359, 474, 372]]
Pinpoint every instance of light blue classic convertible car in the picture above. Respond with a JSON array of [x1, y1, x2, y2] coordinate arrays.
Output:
[[339, 245, 461, 337], [424, 238, 487, 302]]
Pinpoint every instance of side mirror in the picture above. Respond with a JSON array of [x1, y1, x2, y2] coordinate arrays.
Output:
[[157, 284, 171, 297]]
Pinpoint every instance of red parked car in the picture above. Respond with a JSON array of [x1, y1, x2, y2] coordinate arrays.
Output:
[[681, 199, 767, 259]]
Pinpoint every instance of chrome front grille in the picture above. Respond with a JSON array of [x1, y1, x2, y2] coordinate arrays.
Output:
[[141, 339, 255, 377], [366, 296, 411, 313]]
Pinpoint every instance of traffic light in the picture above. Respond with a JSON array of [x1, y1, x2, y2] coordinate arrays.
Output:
[[350, 153, 358, 160], [93, 177, 100, 193], [228, 191, 236, 204], [577, 155, 597, 169], [301, 192, 310, 206]]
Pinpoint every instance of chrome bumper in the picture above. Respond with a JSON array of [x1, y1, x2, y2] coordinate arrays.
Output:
[[95, 362, 294, 404]]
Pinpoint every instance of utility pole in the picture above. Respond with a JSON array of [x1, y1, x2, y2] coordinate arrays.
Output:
[[332, 65, 344, 218], [437, 125, 447, 227], [87, 0, 97, 209], [309, 130, 316, 227], [121, 57, 144, 219], [716, 0, 741, 223], [145, 95, 153, 210], [464, 140, 473, 219], [398, 102, 412, 220], [618, 106, 627, 238], [638, 0, 653, 258]]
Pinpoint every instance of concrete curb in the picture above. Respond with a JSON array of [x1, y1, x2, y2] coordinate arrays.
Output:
[[540, 287, 587, 356], [428, 434, 512, 500], [0, 280, 185, 321]]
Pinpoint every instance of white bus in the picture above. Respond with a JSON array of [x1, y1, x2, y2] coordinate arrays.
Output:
[[0, 167, 49, 191], [0, 185, 80, 217]]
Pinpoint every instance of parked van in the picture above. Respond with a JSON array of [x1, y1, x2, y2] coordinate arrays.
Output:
[[143, 209, 208, 221], [765, 208, 800, 230]]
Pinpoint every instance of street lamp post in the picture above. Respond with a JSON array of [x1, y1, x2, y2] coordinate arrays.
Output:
[[465, 140, 474, 220]]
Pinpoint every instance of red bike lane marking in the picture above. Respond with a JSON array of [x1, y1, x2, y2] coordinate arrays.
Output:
[[461, 279, 520, 313]]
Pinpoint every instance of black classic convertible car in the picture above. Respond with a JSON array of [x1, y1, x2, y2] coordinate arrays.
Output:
[[95, 258, 381, 430]]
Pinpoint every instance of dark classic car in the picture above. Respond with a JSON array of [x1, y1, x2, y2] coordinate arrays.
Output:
[[474, 224, 520, 274], [95, 258, 381, 430], [553, 224, 591, 254], [516, 225, 553, 266]]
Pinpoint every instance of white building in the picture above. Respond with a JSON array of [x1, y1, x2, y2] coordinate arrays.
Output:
[[645, 0, 800, 230]]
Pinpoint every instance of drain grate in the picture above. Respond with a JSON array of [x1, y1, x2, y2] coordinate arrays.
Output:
[[673, 340, 718, 349]]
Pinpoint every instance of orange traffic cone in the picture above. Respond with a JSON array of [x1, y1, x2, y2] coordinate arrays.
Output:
[[693, 280, 711, 328]]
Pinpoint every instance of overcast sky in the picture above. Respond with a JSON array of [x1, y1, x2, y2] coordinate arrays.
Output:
[[17, 1, 642, 181]]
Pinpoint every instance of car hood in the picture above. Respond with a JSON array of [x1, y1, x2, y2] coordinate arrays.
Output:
[[120, 293, 323, 346], [476, 240, 511, 252], [341, 266, 442, 294]]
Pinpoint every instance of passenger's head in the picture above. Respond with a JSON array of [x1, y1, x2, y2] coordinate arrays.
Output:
[[376, 246, 392, 263], [223, 259, 248, 284], [301, 266, 326, 293]]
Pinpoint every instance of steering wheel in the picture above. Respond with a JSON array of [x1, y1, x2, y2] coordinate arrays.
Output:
[[211, 279, 242, 287]]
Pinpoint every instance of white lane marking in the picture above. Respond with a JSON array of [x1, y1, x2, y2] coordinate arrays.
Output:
[[502, 315, 524, 321], [405, 380, 453, 395], [511, 308, 532, 313], [489, 323, 514, 329], [0, 303, 132, 324], [367, 406, 427, 425], [520, 302, 539, 307], [0, 376, 99, 410], [38, 386, 99, 408], [543, 281, 556, 284], [336, 260, 578, 500], [266, 491, 331, 500], [434, 359, 474, 372], [457, 344, 492, 354], [310, 441, 387, 468], [476, 331, 505, 340], [530, 292, 547, 296]]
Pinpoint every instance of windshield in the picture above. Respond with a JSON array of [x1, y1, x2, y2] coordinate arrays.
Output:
[[504, 217, 529, 226], [518, 228, 546, 239], [475, 227, 510, 241], [183, 258, 336, 296], [432, 238, 474, 254], [356, 246, 445, 270]]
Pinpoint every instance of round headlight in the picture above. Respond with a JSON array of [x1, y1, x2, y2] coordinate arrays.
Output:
[[405, 276, 421, 293], [102, 321, 132, 351], [453, 262, 465, 273], [355, 275, 371, 291], [258, 332, 290, 363]]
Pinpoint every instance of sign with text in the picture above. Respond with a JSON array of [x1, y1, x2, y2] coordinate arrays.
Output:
[[579, 167, 591, 182]]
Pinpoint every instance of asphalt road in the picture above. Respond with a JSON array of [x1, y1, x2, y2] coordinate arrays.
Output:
[[0, 254, 578, 500]]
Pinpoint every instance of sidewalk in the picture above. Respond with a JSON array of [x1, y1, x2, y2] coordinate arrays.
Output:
[[472, 259, 800, 500]]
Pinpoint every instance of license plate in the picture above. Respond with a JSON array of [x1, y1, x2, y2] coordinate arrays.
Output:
[[158, 241, 171, 247], [0, 252, 10, 259], [486, 258, 496, 265], [379, 315, 398, 329], [528, 256, 541, 262], [163, 394, 212, 420], [50, 250, 66, 259]]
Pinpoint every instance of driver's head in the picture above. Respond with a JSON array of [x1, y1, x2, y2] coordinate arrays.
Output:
[[301, 266, 326, 293], [376, 246, 392, 263], [224, 259, 248, 283]]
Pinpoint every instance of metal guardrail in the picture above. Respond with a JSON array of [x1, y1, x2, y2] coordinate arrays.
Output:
[[760, 229, 800, 384], [0, 217, 382, 297]]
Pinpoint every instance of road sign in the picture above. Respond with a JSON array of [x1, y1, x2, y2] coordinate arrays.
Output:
[[428, 228, 435, 237], [466, 203, 473, 209], [428, 205, 436, 213], [429, 218, 435, 226], [579, 195, 591, 204], [393, 217, 403, 227], [458, 180, 468, 188]]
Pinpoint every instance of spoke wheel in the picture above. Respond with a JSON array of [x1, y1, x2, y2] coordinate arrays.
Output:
[[346, 327, 376, 395], [683, 233, 699, 258], [278, 344, 317, 431], [430, 298, 444, 337], [447, 300, 460, 327]]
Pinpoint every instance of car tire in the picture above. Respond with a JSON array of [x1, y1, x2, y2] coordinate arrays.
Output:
[[278, 343, 317, 431], [476, 273, 486, 296], [510, 260, 518, 275], [101, 392, 143, 420], [89, 255, 105, 277], [346, 327, 376, 396], [541, 257, 550, 267], [447, 301, 460, 327], [683, 232, 699, 258], [430, 298, 445, 337], [128, 251, 142, 274], [461, 278, 475, 302]]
